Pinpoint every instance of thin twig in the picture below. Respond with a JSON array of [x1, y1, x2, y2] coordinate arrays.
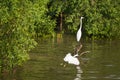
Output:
[[80, 51, 90, 56]]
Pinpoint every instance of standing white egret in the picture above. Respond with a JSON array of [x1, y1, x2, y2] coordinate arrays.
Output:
[[77, 17, 84, 42]]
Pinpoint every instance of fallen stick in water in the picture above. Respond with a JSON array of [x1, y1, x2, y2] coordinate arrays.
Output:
[[80, 51, 90, 57]]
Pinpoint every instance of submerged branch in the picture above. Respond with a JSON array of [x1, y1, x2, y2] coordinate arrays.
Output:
[[80, 51, 90, 56]]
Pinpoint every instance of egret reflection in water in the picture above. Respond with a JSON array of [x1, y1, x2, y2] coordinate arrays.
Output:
[[74, 66, 83, 80]]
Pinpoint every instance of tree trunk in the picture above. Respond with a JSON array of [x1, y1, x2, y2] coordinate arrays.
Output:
[[60, 12, 62, 32]]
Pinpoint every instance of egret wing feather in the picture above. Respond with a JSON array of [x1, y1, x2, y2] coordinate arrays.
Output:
[[63, 53, 80, 65]]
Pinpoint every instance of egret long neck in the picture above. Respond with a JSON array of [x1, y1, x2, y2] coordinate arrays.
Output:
[[80, 19, 82, 30]]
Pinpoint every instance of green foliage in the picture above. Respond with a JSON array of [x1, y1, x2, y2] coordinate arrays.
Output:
[[0, 0, 120, 73], [0, 0, 37, 71], [0, 0, 58, 71], [0, 0, 56, 72], [84, 0, 120, 38], [35, 15, 56, 37], [48, 0, 82, 33], [31, 0, 55, 37], [48, 0, 120, 38]]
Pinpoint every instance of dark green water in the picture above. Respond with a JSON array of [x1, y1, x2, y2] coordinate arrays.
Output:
[[2, 34, 120, 80]]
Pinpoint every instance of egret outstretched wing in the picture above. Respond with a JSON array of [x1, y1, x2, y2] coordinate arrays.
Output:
[[63, 53, 80, 65]]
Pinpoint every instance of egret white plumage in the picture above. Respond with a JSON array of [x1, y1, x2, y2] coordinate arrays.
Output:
[[63, 53, 80, 65], [77, 17, 84, 42]]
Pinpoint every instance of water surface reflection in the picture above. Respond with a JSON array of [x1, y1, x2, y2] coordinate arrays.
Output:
[[1, 34, 120, 80], [74, 66, 83, 80]]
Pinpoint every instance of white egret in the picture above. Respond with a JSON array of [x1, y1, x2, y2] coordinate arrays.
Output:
[[63, 53, 80, 65], [77, 17, 84, 42], [62, 45, 82, 66]]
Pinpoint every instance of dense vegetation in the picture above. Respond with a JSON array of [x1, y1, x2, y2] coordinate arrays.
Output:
[[48, 0, 120, 38], [0, 0, 54, 73], [0, 0, 120, 73]]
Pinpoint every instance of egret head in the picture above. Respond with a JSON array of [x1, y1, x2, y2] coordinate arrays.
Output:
[[81, 17, 84, 19]]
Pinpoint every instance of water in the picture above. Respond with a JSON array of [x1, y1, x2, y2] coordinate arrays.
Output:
[[1, 34, 120, 80]]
